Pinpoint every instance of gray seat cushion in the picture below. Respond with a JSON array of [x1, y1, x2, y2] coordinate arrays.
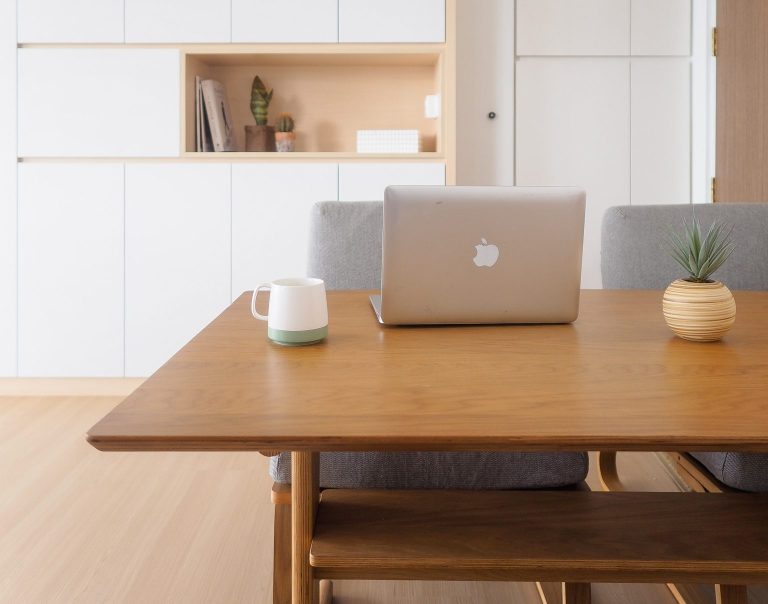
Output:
[[601, 203, 768, 492], [691, 452, 768, 493], [282, 201, 589, 490], [270, 451, 589, 490]]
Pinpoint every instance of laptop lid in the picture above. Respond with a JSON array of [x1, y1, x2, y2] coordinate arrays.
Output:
[[378, 186, 586, 325]]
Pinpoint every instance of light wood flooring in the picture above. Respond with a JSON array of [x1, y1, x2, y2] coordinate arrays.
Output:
[[0, 395, 763, 603]]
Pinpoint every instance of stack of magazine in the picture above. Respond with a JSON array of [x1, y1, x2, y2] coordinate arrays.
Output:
[[196, 77, 237, 152]]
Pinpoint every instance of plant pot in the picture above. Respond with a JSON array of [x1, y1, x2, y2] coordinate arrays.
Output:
[[245, 125, 276, 152], [662, 279, 736, 342], [275, 131, 296, 152]]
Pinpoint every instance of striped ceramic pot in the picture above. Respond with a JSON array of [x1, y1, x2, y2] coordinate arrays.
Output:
[[662, 279, 736, 342]]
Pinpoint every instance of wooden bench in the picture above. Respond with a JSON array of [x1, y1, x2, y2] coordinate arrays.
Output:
[[293, 489, 768, 604]]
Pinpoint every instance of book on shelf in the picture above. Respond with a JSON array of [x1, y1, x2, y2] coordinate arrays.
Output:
[[195, 76, 214, 152], [198, 78, 237, 152]]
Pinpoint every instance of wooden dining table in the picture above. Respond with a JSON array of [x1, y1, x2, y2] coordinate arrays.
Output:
[[88, 290, 768, 604]]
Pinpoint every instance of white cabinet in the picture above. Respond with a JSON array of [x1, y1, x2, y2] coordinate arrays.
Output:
[[126, 0, 231, 43], [516, 0, 629, 56], [456, 0, 514, 186], [231, 164, 338, 299], [18, 0, 123, 43], [631, 59, 691, 205], [18, 163, 124, 377], [339, 0, 445, 43], [516, 59, 630, 289], [338, 163, 446, 201], [18, 49, 180, 157], [125, 164, 231, 377], [631, 0, 691, 56], [232, 0, 337, 43]]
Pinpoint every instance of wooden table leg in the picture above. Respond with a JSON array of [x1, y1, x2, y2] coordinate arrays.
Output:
[[563, 582, 591, 604], [292, 451, 320, 604], [716, 585, 748, 604]]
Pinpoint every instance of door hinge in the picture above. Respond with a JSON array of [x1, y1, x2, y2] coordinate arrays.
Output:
[[712, 27, 718, 57], [711, 177, 717, 203]]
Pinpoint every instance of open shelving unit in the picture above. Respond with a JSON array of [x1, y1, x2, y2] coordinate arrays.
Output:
[[181, 43, 455, 174]]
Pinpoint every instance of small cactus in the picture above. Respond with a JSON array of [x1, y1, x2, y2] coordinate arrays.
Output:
[[250, 76, 273, 126], [276, 113, 295, 133]]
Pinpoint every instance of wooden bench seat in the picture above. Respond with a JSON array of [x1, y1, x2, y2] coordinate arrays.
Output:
[[310, 490, 768, 588]]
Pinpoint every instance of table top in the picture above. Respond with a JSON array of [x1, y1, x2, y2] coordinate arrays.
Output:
[[88, 290, 768, 453]]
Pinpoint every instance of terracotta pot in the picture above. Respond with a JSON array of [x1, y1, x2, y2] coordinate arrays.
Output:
[[245, 125, 276, 152], [662, 279, 736, 342], [275, 131, 296, 152]]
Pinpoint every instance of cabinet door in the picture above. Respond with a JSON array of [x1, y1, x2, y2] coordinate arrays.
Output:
[[631, 0, 691, 56], [18, 0, 123, 43], [631, 59, 691, 205], [18, 49, 180, 157], [0, 0, 16, 376], [18, 163, 124, 377], [232, 0, 337, 43], [456, 0, 515, 185], [339, 0, 445, 43], [516, 0, 629, 56], [232, 164, 338, 299], [125, 164, 231, 377], [126, 0, 231, 43], [338, 163, 446, 201], [516, 59, 630, 289]]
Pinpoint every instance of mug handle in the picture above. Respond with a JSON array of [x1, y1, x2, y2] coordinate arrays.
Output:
[[251, 284, 271, 321]]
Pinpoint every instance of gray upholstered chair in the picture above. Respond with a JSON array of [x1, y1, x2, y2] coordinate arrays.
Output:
[[601, 203, 768, 493], [268, 201, 589, 603]]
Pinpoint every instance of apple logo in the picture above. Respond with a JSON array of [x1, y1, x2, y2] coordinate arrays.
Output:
[[473, 238, 500, 267]]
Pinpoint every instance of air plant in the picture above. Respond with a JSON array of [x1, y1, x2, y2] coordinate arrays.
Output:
[[667, 216, 734, 283]]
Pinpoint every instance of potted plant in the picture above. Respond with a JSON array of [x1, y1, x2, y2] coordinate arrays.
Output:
[[275, 113, 296, 152], [663, 216, 736, 342], [245, 76, 275, 152]]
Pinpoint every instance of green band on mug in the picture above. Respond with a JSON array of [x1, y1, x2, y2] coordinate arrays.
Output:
[[268, 325, 328, 346]]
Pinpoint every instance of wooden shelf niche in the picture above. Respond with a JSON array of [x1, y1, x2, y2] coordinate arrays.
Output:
[[183, 48, 447, 157]]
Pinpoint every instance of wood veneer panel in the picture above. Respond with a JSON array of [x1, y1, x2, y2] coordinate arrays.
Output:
[[88, 290, 768, 453], [716, 0, 768, 202], [310, 490, 768, 584]]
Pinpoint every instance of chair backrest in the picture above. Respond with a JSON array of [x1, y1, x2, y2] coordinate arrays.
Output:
[[601, 204, 768, 290], [307, 201, 383, 290]]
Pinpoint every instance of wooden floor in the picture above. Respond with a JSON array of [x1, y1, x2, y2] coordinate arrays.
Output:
[[0, 395, 763, 603]]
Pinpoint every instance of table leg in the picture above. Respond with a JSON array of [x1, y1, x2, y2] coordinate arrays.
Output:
[[292, 451, 320, 604], [716, 585, 748, 604]]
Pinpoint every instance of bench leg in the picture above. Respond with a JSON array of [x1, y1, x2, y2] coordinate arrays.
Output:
[[716, 585, 748, 604], [274, 501, 292, 604], [563, 582, 591, 604]]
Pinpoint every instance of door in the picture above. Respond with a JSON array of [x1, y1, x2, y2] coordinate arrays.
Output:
[[338, 0, 445, 43], [231, 164, 339, 299], [338, 163, 446, 201], [18, 163, 124, 377], [18, 49, 180, 157], [125, 0, 231, 43], [715, 0, 768, 202], [125, 164, 231, 377], [232, 0, 338, 43], [17, 0, 123, 43]]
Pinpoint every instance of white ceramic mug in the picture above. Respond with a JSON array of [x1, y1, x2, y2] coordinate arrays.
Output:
[[251, 277, 328, 345]]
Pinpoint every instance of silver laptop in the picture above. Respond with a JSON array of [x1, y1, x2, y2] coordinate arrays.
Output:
[[370, 186, 586, 325]]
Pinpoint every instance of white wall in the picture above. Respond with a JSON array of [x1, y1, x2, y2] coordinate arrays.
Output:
[[0, 0, 16, 376]]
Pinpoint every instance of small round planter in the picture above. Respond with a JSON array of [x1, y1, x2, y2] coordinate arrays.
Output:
[[662, 279, 736, 342], [245, 125, 276, 152], [275, 132, 296, 152]]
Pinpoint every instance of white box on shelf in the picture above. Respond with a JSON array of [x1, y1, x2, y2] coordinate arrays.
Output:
[[356, 130, 421, 154]]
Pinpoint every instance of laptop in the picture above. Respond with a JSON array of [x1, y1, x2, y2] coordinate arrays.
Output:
[[370, 186, 586, 325]]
